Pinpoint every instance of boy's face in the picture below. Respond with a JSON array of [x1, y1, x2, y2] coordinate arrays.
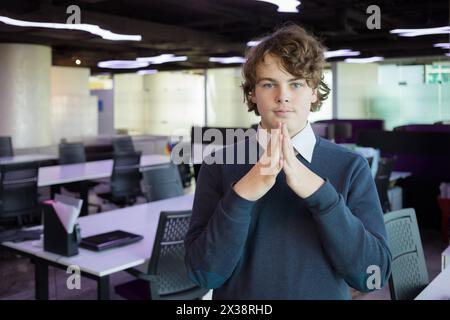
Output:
[[251, 54, 318, 136]]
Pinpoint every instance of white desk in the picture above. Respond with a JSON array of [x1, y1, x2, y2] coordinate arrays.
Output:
[[390, 171, 412, 182], [38, 154, 170, 187], [415, 267, 450, 300], [171, 142, 225, 165], [0, 154, 57, 165], [1, 194, 194, 300]]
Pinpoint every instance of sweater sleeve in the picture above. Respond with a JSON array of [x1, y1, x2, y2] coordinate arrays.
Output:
[[303, 156, 392, 292], [184, 162, 255, 289]]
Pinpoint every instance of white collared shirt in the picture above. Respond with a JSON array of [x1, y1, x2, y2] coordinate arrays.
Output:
[[256, 122, 317, 163]]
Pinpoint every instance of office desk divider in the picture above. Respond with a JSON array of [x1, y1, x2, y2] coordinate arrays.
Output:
[[43, 195, 82, 257]]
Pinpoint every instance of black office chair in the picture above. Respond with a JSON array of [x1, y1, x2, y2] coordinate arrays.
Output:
[[98, 151, 142, 207], [375, 157, 396, 213], [59, 142, 86, 165], [384, 208, 429, 300], [115, 210, 209, 300], [58, 143, 101, 215], [327, 123, 353, 143], [113, 136, 135, 155], [142, 163, 184, 202], [0, 162, 39, 227], [311, 122, 328, 138], [177, 163, 193, 188], [0, 136, 13, 157]]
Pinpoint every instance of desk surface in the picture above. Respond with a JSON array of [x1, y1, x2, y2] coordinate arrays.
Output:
[[2, 194, 194, 277], [415, 266, 450, 300], [390, 171, 412, 182], [38, 154, 170, 187], [0, 154, 57, 165]]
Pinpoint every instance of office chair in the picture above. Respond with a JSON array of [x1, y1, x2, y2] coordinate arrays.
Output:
[[115, 210, 209, 300], [58, 143, 101, 215], [375, 157, 396, 213], [0, 161, 39, 227], [59, 142, 86, 164], [311, 123, 328, 138], [384, 208, 429, 300], [113, 136, 135, 155], [98, 151, 142, 207], [142, 163, 184, 202], [0, 136, 13, 157], [326, 122, 352, 143], [177, 163, 193, 188]]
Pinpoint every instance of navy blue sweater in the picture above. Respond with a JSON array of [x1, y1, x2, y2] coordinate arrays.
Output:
[[185, 135, 392, 299]]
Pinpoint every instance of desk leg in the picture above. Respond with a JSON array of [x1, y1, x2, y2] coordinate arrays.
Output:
[[50, 184, 61, 199], [34, 258, 49, 300], [439, 198, 449, 245], [79, 182, 89, 217], [98, 276, 110, 300]]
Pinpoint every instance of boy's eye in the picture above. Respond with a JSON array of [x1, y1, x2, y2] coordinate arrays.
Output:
[[261, 82, 274, 88], [291, 82, 303, 88]]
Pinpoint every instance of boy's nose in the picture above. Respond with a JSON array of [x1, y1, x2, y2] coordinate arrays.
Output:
[[276, 87, 290, 103], [276, 92, 290, 103]]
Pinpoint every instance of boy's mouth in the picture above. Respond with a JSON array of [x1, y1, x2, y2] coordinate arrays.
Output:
[[274, 109, 293, 117]]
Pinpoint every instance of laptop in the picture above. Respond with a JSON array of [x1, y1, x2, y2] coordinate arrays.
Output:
[[80, 230, 143, 251]]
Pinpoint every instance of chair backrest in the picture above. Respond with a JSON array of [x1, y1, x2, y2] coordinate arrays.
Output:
[[142, 163, 184, 202], [59, 143, 86, 164], [375, 157, 395, 213], [384, 208, 429, 300], [0, 162, 39, 219], [113, 136, 135, 154], [111, 151, 142, 199], [327, 122, 352, 143], [191, 126, 253, 146], [311, 122, 328, 138], [147, 210, 207, 299], [0, 136, 13, 157]]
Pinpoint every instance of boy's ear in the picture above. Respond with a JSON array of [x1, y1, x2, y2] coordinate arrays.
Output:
[[311, 88, 318, 104], [250, 91, 257, 104]]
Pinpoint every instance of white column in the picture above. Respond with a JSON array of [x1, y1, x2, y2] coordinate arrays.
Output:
[[0, 43, 52, 148]]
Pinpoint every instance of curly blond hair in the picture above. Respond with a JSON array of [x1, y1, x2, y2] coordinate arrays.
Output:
[[242, 24, 330, 115]]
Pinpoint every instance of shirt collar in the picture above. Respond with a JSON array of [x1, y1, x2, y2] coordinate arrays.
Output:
[[256, 121, 316, 163]]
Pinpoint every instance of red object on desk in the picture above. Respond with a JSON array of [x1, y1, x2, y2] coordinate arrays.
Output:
[[438, 197, 450, 245]]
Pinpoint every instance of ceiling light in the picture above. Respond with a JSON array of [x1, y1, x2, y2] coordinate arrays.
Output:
[[247, 40, 262, 47], [0, 15, 142, 41], [137, 69, 158, 75], [344, 56, 384, 63], [97, 60, 149, 69], [75, 59, 81, 65], [434, 43, 450, 49], [209, 56, 247, 64], [255, 0, 301, 13], [390, 26, 450, 37], [136, 54, 187, 64], [324, 49, 361, 59]]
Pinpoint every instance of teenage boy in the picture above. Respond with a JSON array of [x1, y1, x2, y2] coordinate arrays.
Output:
[[185, 24, 391, 299]]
